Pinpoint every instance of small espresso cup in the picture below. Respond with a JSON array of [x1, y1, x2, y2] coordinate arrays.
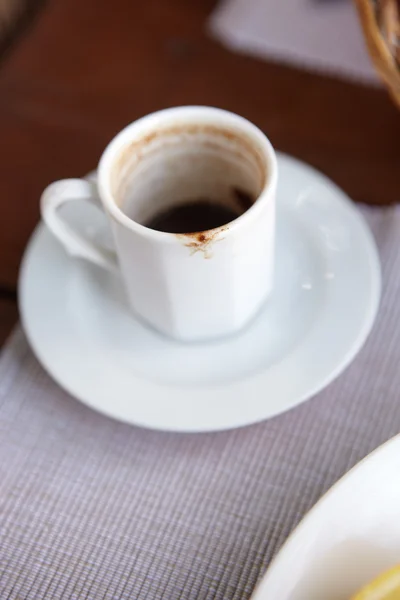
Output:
[[41, 106, 277, 341]]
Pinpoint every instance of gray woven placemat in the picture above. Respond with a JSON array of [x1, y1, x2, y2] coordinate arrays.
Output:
[[1, 206, 400, 600]]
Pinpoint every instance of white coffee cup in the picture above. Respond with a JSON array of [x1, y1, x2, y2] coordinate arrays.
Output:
[[41, 106, 277, 341]]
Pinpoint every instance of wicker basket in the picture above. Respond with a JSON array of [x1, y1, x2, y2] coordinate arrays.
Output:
[[355, 0, 400, 106]]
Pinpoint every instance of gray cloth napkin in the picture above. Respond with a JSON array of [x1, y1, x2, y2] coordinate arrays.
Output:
[[210, 0, 378, 83], [1, 206, 400, 600]]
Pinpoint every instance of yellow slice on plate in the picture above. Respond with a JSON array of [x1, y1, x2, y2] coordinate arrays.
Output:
[[352, 565, 400, 600]]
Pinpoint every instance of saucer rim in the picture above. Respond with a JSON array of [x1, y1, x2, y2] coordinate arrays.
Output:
[[250, 433, 400, 599], [18, 153, 381, 432]]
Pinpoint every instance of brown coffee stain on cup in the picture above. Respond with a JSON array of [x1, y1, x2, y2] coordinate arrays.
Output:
[[111, 124, 267, 205], [176, 226, 228, 259]]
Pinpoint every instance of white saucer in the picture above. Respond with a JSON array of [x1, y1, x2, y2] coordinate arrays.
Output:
[[252, 434, 400, 599], [19, 154, 381, 432]]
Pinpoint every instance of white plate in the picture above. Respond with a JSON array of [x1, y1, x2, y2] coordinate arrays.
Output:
[[252, 435, 400, 600], [19, 154, 381, 432]]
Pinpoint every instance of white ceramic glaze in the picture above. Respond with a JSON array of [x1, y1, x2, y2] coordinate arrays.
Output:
[[40, 107, 277, 341], [20, 154, 380, 431], [252, 435, 400, 600]]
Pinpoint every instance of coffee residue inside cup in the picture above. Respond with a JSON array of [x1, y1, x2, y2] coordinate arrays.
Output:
[[145, 199, 240, 234]]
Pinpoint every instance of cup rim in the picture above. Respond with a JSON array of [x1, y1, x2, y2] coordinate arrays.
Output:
[[98, 106, 278, 241]]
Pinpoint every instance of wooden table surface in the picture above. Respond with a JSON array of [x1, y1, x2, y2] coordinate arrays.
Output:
[[0, 0, 399, 347]]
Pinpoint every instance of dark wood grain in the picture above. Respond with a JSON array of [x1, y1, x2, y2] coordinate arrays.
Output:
[[0, 0, 399, 294]]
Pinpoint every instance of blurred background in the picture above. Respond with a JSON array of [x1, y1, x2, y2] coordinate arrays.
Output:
[[0, 0, 399, 344]]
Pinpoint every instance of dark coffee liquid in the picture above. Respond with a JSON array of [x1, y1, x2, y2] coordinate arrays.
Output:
[[145, 199, 240, 234]]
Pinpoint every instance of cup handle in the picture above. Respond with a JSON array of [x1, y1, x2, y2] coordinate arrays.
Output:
[[40, 178, 118, 273]]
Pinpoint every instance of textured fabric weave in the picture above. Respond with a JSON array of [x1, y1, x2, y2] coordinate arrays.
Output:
[[1, 206, 400, 600]]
